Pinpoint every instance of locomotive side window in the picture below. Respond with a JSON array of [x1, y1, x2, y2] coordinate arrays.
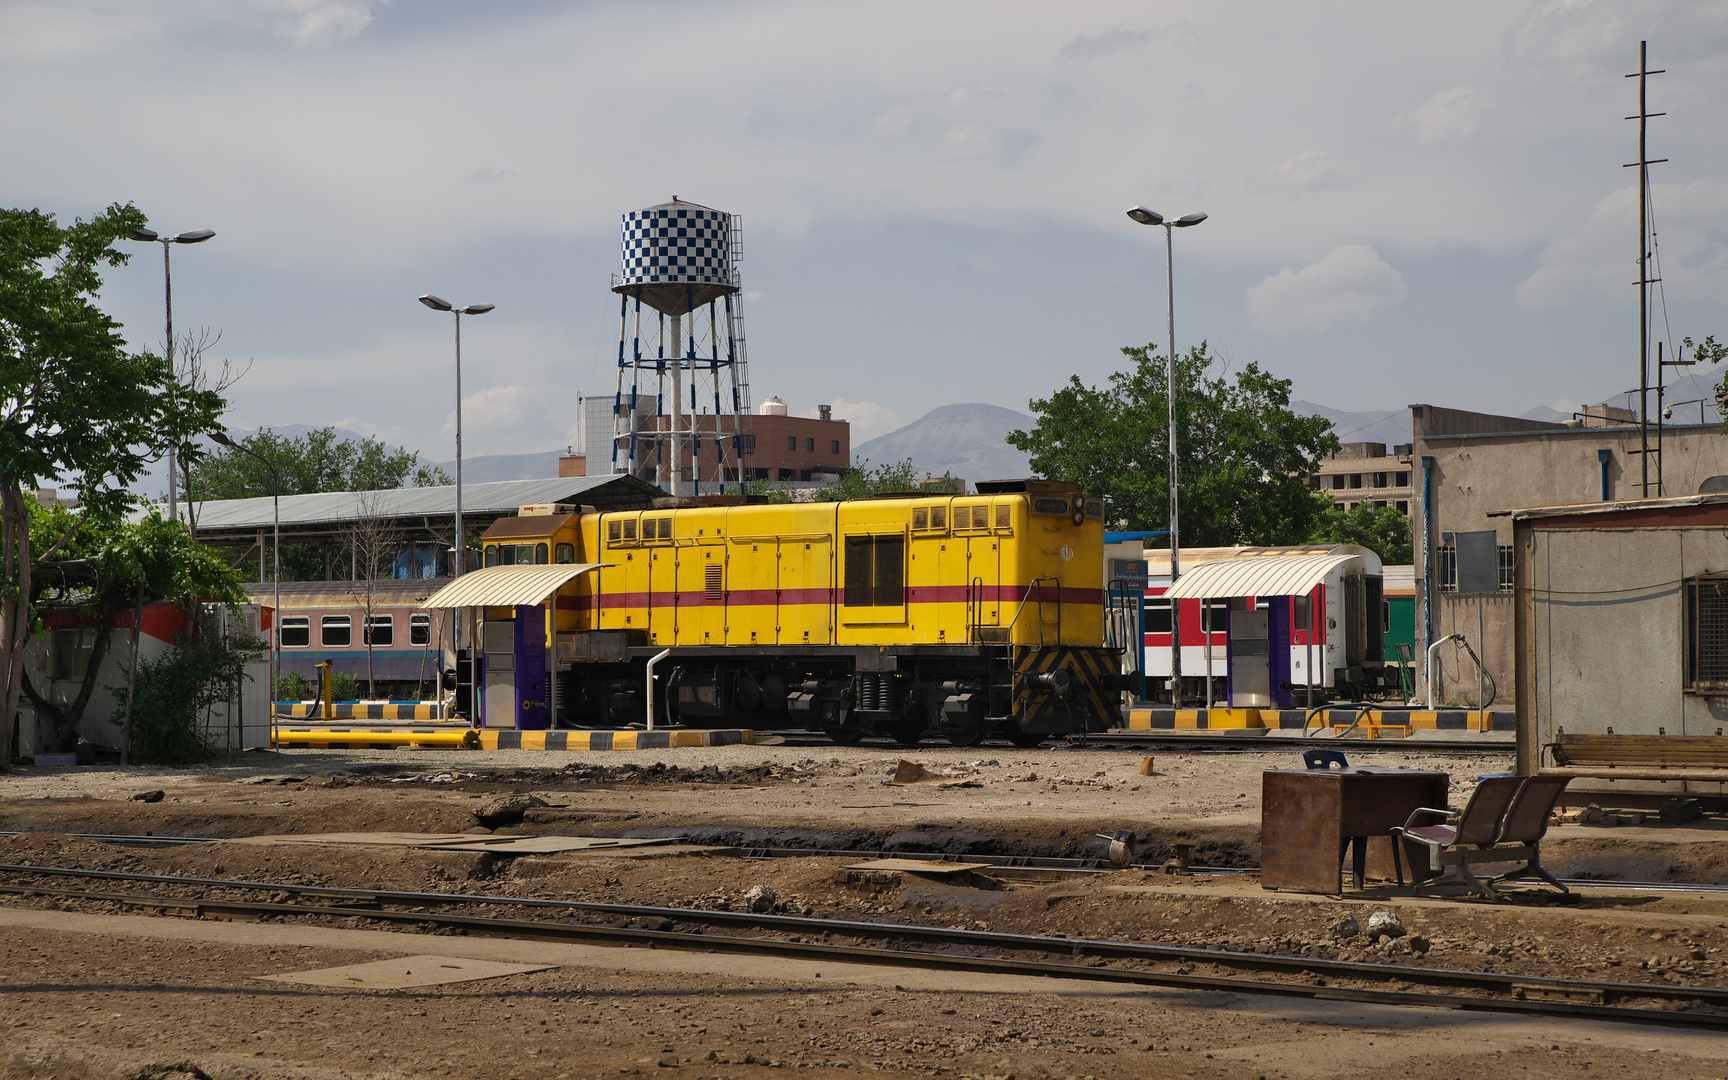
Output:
[[409, 613, 431, 646], [280, 616, 310, 648], [484, 545, 497, 567], [843, 535, 905, 608], [536, 543, 549, 564], [321, 615, 352, 647], [555, 543, 575, 564], [363, 615, 393, 647]]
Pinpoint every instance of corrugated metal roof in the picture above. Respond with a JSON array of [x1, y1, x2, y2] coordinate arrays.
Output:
[[421, 564, 608, 608], [1163, 551, 1360, 600], [176, 474, 661, 533]]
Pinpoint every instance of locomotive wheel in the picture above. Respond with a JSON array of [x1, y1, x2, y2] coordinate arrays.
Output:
[[943, 724, 985, 748], [820, 723, 865, 745], [1005, 727, 1046, 748]]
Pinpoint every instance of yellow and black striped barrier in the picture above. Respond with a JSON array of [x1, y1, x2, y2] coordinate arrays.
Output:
[[278, 703, 446, 720], [1123, 708, 1513, 734], [273, 726, 755, 750]]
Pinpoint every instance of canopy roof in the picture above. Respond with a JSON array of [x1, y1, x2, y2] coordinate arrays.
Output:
[[421, 564, 607, 609], [1162, 550, 1362, 600]]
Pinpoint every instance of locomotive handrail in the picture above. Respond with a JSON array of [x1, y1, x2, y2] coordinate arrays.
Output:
[[1002, 577, 1061, 647], [1103, 577, 1134, 656]]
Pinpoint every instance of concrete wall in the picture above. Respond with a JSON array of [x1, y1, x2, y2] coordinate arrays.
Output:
[[1410, 402, 1728, 704]]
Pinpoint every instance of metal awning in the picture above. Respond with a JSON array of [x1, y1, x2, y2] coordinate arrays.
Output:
[[1161, 551, 1359, 600], [421, 564, 608, 608]]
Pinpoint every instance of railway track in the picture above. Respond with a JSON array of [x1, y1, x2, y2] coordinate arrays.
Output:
[[1, 861, 1723, 1028]]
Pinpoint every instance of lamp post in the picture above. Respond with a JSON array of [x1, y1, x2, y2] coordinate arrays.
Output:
[[1126, 206, 1206, 705], [129, 227, 215, 527], [418, 295, 494, 579], [207, 429, 279, 747]]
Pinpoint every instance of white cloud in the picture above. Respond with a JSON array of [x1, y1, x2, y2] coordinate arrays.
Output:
[[1057, 27, 1155, 64], [1396, 85, 1494, 144], [817, 399, 901, 444], [1267, 150, 1347, 192], [257, 0, 379, 47], [1519, 181, 1728, 308], [1246, 246, 1407, 333]]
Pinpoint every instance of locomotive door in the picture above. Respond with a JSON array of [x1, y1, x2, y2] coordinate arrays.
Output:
[[676, 540, 726, 645], [776, 537, 830, 644], [732, 538, 777, 646], [967, 528, 1001, 635], [647, 540, 667, 646]]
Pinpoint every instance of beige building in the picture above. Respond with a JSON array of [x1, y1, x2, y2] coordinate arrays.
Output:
[[1312, 442, 1414, 515], [1411, 403, 1728, 706]]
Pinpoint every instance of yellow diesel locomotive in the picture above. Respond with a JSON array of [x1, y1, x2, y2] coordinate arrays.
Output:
[[476, 479, 1131, 745]]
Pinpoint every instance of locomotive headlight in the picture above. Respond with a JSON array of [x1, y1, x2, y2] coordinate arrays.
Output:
[[1071, 504, 1086, 527]]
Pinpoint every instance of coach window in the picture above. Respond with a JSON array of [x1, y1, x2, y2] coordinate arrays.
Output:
[[363, 615, 393, 647], [843, 534, 905, 608], [1142, 599, 1171, 634], [1293, 595, 1310, 631], [321, 615, 352, 647], [555, 542, 575, 564], [409, 613, 432, 646], [279, 616, 310, 648]]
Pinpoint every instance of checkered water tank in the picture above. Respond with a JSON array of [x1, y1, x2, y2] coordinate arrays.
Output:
[[618, 199, 733, 287]]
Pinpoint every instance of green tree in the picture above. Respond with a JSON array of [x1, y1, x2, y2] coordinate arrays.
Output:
[[0, 203, 227, 766], [187, 426, 450, 501], [1006, 342, 1339, 546], [812, 458, 962, 502], [21, 501, 250, 754], [1308, 501, 1413, 565]]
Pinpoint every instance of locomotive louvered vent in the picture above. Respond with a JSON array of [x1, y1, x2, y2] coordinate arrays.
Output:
[[660, 518, 673, 539], [608, 520, 621, 541], [932, 506, 946, 530], [624, 519, 637, 540], [913, 508, 928, 530], [973, 506, 989, 529], [995, 503, 1010, 529], [705, 562, 724, 602]]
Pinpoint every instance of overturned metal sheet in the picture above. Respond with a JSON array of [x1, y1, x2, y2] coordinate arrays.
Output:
[[258, 955, 552, 989], [844, 859, 993, 875], [416, 835, 679, 854], [229, 832, 479, 848]]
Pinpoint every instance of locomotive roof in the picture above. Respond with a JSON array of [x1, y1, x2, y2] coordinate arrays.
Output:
[[483, 514, 576, 540]]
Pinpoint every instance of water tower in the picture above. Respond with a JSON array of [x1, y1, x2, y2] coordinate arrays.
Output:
[[610, 197, 752, 493]]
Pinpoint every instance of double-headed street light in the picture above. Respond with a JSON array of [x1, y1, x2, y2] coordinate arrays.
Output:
[[1126, 206, 1206, 706], [129, 227, 216, 528], [417, 295, 495, 579], [206, 429, 280, 744]]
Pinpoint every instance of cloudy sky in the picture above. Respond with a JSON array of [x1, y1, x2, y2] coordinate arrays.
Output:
[[6, 0, 1728, 468]]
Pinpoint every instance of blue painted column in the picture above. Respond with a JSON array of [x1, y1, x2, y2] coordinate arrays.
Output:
[[514, 604, 548, 730]]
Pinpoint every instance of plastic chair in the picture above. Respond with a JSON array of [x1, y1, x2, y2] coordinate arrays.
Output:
[[1392, 776, 1571, 899], [1302, 749, 1350, 770]]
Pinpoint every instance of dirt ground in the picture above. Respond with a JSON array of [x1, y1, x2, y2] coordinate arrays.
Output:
[[2, 742, 1727, 1079]]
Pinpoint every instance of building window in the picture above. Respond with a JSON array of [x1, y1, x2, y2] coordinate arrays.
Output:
[[280, 616, 310, 648], [410, 613, 432, 646], [1686, 577, 1728, 692], [1374, 500, 1387, 509], [363, 615, 393, 647], [1438, 544, 1457, 593], [831, 440, 840, 454], [1334, 502, 1345, 512], [1396, 471, 1411, 486], [1498, 545, 1515, 591], [807, 437, 816, 452], [321, 615, 352, 647], [787, 436, 797, 451], [1332, 475, 1346, 490], [1372, 472, 1388, 488], [843, 535, 905, 607], [1396, 501, 1409, 514], [1349, 474, 1363, 489]]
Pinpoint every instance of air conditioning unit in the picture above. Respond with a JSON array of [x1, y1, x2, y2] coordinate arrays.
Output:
[[519, 503, 579, 517]]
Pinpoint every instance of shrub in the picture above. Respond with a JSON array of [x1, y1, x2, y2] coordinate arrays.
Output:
[[123, 609, 265, 765]]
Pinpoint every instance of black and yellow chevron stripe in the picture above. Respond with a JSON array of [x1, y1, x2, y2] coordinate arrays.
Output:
[[1012, 645, 1119, 733]]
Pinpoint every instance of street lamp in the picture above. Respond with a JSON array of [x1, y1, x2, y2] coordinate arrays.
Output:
[[130, 227, 215, 528], [207, 429, 280, 745], [417, 295, 495, 579], [1126, 206, 1206, 706]]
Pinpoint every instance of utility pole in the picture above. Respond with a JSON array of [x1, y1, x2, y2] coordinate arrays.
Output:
[[1626, 40, 1666, 497]]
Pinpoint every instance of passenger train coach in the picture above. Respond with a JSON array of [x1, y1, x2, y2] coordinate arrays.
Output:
[[255, 581, 449, 698], [437, 479, 1137, 745], [1140, 544, 1396, 706]]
